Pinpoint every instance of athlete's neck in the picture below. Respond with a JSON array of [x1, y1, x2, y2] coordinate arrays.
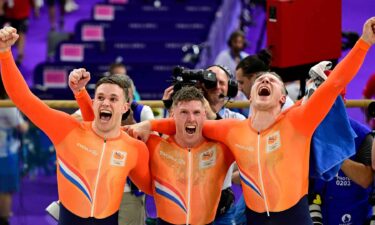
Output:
[[173, 133, 205, 149], [91, 122, 121, 139], [250, 107, 281, 131]]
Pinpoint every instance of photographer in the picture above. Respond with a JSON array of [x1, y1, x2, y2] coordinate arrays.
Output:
[[163, 65, 245, 121], [163, 65, 246, 224], [309, 116, 373, 225]]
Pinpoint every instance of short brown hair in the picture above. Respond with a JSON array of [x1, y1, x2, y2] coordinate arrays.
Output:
[[172, 86, 204, 107], [95, 75, 129, 101]]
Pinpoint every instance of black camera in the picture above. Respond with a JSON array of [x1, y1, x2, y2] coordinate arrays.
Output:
[[172, 66, 217, 92]]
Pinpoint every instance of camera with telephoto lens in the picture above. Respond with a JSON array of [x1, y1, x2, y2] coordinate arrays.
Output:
[[171, 66, 217, 92], [163, 66, 218, 109]]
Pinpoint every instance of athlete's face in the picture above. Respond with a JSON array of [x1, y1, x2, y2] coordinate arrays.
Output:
[[249, 73, 286, 110], [93, 83, 128, 133], [172, 100, 206, 148], [204, 66, 228, 108]]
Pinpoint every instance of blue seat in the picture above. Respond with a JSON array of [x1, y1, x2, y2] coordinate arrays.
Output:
[[56, 40, 200, 64], [75, 20, 210, 42], [92, 3, 217, 22]]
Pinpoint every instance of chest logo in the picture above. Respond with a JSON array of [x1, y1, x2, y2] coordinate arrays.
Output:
[[111, 150, 127, 167], [199, 147, 216, 169], [266, 131, 281, 153]]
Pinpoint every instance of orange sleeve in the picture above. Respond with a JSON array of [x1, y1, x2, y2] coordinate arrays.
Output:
[[150, 118, 176, 135], [289, 39, 370, 135], [202, 119, 234, 143], [0, 50, 78, 144], [75, 88, 95, 121], [129, 140, 152, 195]]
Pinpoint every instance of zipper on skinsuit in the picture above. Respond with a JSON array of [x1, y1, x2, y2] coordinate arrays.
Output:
[[186, 148, 192, 225], [257, 132, 270, 216], [91, 139, 106, 216]]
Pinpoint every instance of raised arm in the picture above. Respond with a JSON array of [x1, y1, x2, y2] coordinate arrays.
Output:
[[290, 17, 375, 134], [69, 68, 95, 121], [0, 27, 77, 144]]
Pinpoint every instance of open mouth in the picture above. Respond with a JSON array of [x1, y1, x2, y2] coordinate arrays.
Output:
[[258, 87, 271, 96], [99, 110, 112, 121], [185, 125, 196, 134]]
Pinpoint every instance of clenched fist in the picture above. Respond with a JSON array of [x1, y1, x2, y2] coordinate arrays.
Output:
[[69, 68, 91, 94], [0, 26, 19, 52], [361, 17, 375, 46]]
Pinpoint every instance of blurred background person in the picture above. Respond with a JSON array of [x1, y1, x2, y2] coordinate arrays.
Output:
[[47, 0, 66, 31], [0, 0, 40, 65], [0, 81, 28, 225], [215, 30, 249, 75]]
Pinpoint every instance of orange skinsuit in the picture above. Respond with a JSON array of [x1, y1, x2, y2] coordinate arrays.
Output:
[[75, 90, 235, 224], [0, 50, 152, 219], [149, 39, 370, 215]]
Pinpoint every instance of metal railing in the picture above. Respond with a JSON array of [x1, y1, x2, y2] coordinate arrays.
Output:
[[0, 99, 373, 108]]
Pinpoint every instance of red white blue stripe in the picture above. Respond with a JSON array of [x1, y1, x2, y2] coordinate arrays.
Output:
[[58, 158, 93, 203], [239, 168, 263, 198], [154, 178, 187, 213]]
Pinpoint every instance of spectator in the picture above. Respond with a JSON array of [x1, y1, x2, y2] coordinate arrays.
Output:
[[64, 0, 78, 13], [2, 0, 39, 65], [215, 30, 249, 76], [47, 0, 66, 30], [310, 117, 373, 225], [0, 80, 28, 225], [109, 62, 127, 76], [109, 62, 141, 101]]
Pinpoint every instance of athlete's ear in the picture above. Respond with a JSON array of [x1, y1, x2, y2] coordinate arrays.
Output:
[[122, 102, 129, 114], [169, 108, 174, 117], [279, 95, 286, 105]]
